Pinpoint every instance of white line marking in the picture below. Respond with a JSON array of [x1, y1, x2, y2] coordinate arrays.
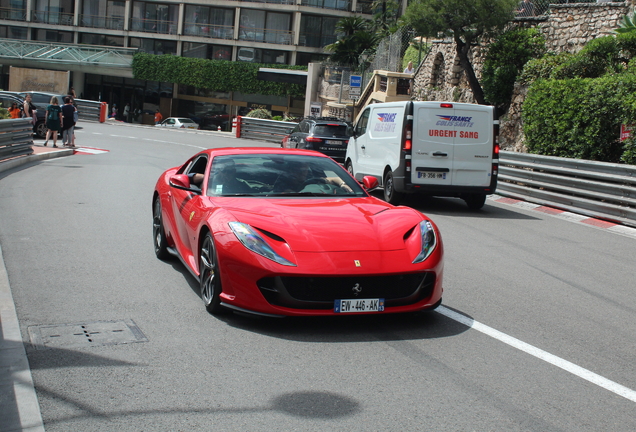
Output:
[[437, 305, 636, 403]]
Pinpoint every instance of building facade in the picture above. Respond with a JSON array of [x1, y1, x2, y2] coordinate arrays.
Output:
[[0, 0, 409, 126]]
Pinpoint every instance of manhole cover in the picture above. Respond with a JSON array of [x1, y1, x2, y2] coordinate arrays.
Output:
[[28, 319, 148, 350]]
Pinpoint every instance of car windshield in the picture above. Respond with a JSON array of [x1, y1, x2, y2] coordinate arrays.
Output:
[[313, 125, 350, 137], [207, 154, 366, 198]]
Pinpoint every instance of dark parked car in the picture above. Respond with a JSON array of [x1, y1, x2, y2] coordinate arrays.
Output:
[[18, 91, 68, 138], [281, 117, 352, 162], [0, 92, 45, 138]]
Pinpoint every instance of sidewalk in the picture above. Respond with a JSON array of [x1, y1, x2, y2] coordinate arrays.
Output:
[[0, 143, 74, 176]]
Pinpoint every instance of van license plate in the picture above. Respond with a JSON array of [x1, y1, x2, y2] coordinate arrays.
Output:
[[418, 172, 447, 179], [334, 298, 384, 313], [325, 140, 342, 145]]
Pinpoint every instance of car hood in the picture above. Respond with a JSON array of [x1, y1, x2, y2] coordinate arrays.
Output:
[[217, 197, 424, 252]]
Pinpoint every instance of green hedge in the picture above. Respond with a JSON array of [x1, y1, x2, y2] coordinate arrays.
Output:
[[132, 53, 307, 98], [522, 74, 636, 163]]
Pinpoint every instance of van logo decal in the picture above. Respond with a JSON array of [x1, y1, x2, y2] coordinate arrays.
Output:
[[374, 113, 397, 132], [436, 115, 474, 128]]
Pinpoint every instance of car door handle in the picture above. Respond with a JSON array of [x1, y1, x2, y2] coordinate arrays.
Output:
[[432, 151, 448, 157]]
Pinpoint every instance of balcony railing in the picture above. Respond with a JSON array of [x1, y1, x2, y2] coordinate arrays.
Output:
[[241, 0, 296, 4], [0, 7, 26, 21], [31, 10, 74, 26], [130, 17, 177, 35], [183, 23, 234, 40], [79, 14, 124, 30], [301, 0, 351, 11], [238, 27, 294, 45], [298, 32, 337, 48]]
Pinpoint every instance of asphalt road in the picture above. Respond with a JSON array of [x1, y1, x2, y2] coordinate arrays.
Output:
[[0, 121, 634, 431]]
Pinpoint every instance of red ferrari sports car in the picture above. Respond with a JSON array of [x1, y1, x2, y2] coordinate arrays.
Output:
[[152, 147, 443, 317]]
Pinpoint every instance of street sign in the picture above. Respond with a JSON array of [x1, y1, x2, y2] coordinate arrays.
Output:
[[349, 87, 360, 96], [350, 75, 362, 88]]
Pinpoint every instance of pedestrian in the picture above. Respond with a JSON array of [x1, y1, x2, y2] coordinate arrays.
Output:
[[22, 93, 37, 125], [404, 61, 415, 74], [44, 96, 62, 147], [69, 87, 77, 98], [516, 0, 535, 17], [8, 102, 21, 119], [154, 109, 163, 125], [111, 104, 117, 119], [61, 96, 77, 148], [123, 103, 130, 122]]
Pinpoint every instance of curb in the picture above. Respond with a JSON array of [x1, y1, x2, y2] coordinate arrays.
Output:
[[0, 147, 74, 175], [490, 194, 636, 239]]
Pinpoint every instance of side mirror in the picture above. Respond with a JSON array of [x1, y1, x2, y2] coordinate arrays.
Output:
[[169, 174, 200, 194], [362, 176, 379, 190]]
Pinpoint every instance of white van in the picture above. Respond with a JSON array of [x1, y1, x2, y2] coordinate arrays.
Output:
[[345, 101, 499, 209]]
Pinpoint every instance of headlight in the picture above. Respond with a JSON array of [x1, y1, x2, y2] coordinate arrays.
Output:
[[229, 222, 296, 267], [412, 220, 437, 264]]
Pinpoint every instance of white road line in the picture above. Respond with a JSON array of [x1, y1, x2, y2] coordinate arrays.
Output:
[[437, 305, 636, 403]]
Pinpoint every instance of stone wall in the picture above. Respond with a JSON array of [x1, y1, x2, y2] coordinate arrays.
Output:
[[411, 2, 632, 151]]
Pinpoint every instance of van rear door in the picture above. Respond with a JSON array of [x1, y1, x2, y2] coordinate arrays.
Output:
[[411, 103, 493, 187]]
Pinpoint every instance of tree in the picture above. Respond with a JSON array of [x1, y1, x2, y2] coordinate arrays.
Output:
[[325, 17, 379, 67], [401, 0, 518, 105]]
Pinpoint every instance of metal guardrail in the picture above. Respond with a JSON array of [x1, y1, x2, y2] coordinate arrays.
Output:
[[0, 118, 34, 162], [238, 117, 296, 143], [74, 99, 102, 122], [498, 151, 636, 228]]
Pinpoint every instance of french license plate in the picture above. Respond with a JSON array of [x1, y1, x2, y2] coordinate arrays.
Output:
[[319, 147, 344, 151], [325, 140, 342, 145], [334, 298, 384, 313], [418, 172, 447, 179]]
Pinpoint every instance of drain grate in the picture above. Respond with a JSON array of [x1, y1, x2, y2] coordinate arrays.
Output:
[[28, 319, 148, 350]]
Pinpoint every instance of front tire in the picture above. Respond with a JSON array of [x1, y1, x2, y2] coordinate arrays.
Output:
[[153, 199, 170, 260], [383, 170, 403, 205], [346, 161, 354, 176], [200, 233, 225, 315], [35, 121, 47, 139]]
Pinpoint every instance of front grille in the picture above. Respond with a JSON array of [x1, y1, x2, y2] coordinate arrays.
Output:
[[258, 272, 435, 310]]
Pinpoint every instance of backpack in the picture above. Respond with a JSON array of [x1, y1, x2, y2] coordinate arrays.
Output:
[[48, 107, 58, 121]]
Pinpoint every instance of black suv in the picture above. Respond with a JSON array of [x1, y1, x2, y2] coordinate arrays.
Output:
[[282, 117, 352, 162]]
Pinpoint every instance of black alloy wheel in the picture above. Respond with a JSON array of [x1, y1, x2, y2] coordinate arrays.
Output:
[[200, 233, 226, 314], [153, 199, 170, 260]]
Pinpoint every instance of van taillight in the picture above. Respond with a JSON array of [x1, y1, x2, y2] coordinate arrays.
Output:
[[305, 136, 322, 142], [403, 120, 412, 151], [440, 103, 453, 108]]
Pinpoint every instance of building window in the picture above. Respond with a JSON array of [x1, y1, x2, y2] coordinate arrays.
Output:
[[33, 0, 75, 25], [182, 42, 231, 60], [0, 0, 26, 21], [239, 9, 292, 45], [300, 0, 351, 11], [296, 52, 329, 66], [299, 15, 338, 48], [131, 1, 178, 35], [0, 25, 27, 38], [183, 5, 233, 39], [129, 37, 176, 55], [236, 47, 288, 64], [32, 28, 73, 43], [79, 32, 124, 46], [80, 0, 124, 29]]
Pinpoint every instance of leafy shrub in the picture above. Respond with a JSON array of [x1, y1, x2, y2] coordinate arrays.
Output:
[[132, 53, 307, 98], [482, 28, 545, 108], [519, 52, 573, 84], [245, 108, 272, 119], [0, 108, 9, 119], [523, 74, 636, 162], [402, 42, 429, 71]]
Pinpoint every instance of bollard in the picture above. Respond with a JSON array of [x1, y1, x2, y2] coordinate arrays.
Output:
[[231, 117, 237, 135], [217, 125, 221, 131]]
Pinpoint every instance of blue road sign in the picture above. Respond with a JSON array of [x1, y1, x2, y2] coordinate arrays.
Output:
[[350, 75, 362, 87]]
